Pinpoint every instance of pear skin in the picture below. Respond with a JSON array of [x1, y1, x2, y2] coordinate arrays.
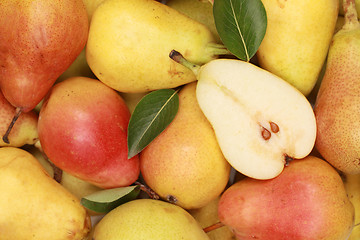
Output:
[[0, 91, 38, 147], [82, 0, 107, 22], [140, 82, 231, 210], [314, 0, 360, 174], [38, 77, 140, 189], [218, 156, 355, 240], [339, 0, 360, 17], [342, 173, 360, 239], [257, 0, 339, 96], [0, 0, 89, 112], [86, 0, 227, 93], [188, 197, 236, 240], [166, 0, 221, 43], [93, 199, 210, 240], [0, 147, 91, 240]]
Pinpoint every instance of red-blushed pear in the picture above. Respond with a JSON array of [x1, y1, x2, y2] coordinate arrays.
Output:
[[0, 91, 38, 147], [0, 0, 89, 143], [218, 156, 355, 240], [37, 77, 140, 189]]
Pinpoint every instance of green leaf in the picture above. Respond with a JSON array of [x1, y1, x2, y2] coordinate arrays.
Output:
[[80, 185, 140, 213], [213, 0, 267, 61], [127, 89, 179, 159]]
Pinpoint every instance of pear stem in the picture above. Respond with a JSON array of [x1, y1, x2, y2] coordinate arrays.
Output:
[[169, 50, 201, 76], [2, 107, 22, 144], [343, 0, 360, 30], [206, 43, 232, 56], [134, 181, 160, 200], [203, 221, 226, 233]]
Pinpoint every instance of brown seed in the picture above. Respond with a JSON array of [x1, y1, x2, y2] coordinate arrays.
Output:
[[270, 121, 279, 133], [261, 127, 271, 140]]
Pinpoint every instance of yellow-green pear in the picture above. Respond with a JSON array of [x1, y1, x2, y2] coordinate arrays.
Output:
[[56, 48, 96, 83], [0, 147, 91, 240], [93, 199, 210, 240], [314, 0, 360, 174], [166, 0, 221, 43], [140, 82, 231, 210], [27, 145, 103, 201], [188, 197, 236, 240], [257, 0, 339, 96], [119, 92, 148, 114], [86, 0, 227, 93]]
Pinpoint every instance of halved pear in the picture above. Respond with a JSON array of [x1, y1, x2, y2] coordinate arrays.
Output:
[[195, 59, 316, 180]]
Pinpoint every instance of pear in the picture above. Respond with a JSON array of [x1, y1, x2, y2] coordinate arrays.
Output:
[[257, 0, 339, 96], [0, 0, 89, 143], [140, 82, 231, 210], [342, 173, 360, 239], [119, 92, 148, 114], [314, 0, 360, 174], [0, 91, 38, 147], [82, 0, 107, 22], [93, 198, 210, 240], [27, 146, 102, 201], [188, 196, 236, 240], [166, 0, 221, 43], [38, 77, 140, 189], [218, 156, 355, 240], [56, 49, 96, 83], [170, 51, 316, 180], [86, 0, 228, 93], [0, 147, 91, 240], [339, 0, 360, 17]]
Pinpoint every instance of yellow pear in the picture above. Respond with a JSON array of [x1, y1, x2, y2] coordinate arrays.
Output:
[[188, 196, 236, 240], [342, 173, 360, 239], [0, 91, 38, 147], [86, 0, 227, 93], [166, 0, 221, 43], [82, 0, 106, 22], [314, 0, 360, 174], [140, 82, 231, 210], [0, 147, 91, 240], [93, 198, 210, 240], [257, 0, 339, 96]]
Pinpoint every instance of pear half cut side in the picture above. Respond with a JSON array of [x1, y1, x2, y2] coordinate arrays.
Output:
[[196, 59, 317, 180]]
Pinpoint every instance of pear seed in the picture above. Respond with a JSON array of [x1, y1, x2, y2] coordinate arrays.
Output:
[[270, 122, 280, 133], [261, 127, 271, 140]]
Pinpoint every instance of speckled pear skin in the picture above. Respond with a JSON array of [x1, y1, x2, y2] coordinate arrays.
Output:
[[314, 0, 360, 174]]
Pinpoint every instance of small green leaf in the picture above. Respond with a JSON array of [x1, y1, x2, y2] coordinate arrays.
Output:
[[80, 185, 140, 213], [213, 0, 267, 61], [127, 89, 179, 158]]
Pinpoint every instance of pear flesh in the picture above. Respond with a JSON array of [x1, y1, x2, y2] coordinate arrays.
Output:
[[196, 59, 317, 180]]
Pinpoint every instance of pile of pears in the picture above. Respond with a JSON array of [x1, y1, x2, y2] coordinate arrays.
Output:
[[1, 0, 360, 239]]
